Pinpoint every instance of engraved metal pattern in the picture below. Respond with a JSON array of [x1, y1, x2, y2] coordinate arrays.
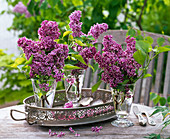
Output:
[[23, 88, 115, 126]]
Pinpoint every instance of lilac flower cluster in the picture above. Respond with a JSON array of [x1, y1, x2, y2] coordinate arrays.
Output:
[[57, 132, 65, 138], [49, 129, 65, 137], [88, 23, 108, 43], [91, 126, 103, 133], [66, 78, 75, 85], [64, 101, 73, 108], [48, 126, 103, 138], [49, 129, 57, 136], [38, 83, 51, 92], [68, 10, 108, 72], [18, 20, 69, 91], [76, 46, 97, 69], [13, 2, 31, 18], [94, 35, 141, 88], [69, 10, 83, 37], [38, 20, 61, 41], [69, 127, 80, 137]]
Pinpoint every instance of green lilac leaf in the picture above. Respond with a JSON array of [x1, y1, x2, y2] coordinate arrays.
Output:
[[119, 79, 129, 84], [63, 31, 72, 38], [153, 46, 159, 52], [22, 0, 30, 6], [162, 109, 170, 120], [0, 10, 5, 15], [143, 73, 152, 78], [135, 35, 144, 41], [159, 97, 166, 106], [71, 0, 83, 6], [69, 34, 73, 40], [135, 40, 150, 53], [88, 64, 94, 72], [81, 35, 87, 40], [145, 36, 154, 45], [93, 63, 99, 72], [47, 0, 58, 7], [150, 107, 164, 117], [150, 92, 157, 100], [65, 25, 72, 31], [63, 64, 82, 70], [144, 133, 161, 139], [68, 48, 79, 54], [87, 35, 95, 41], [18, 80, 32, 87], [127, 29, 136, 37], [92, 80, 102, 93], [27, 0, 35, 15], [72, 54, 87, 65], [148, 45, 152, 52], [24, 54, 33, 65], [133, 50, 146, 65], [157, 45, 170, 53], [98, 71, 104, 80], [75, 39, 86, 46], [167, 96, 170, 103], [40, 0, 48, 9], [153, 95, 161, 105], [162, 119, 170, 131], [157, 37, 165, 46]]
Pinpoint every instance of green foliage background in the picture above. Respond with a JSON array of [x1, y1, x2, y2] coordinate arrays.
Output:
[[0, 0, 169, 105]]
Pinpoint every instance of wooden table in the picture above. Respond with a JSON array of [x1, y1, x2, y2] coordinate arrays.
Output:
[[0, 104, 169, 139]]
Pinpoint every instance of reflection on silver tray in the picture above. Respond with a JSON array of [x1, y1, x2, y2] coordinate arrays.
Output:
[[13, 88, 116, 126]]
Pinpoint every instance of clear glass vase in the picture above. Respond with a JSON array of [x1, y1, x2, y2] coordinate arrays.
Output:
[[31, 79, 57, 108], [111, 84, 135, 127], [64, 69, 85, 107]]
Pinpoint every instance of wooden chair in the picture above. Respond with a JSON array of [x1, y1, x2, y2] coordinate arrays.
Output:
[[83, 30, 170, 106]]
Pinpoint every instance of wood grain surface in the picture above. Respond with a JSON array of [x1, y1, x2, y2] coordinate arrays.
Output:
[[0, 104, 169, 139]]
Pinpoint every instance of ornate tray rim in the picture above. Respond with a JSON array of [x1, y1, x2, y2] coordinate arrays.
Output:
[[11, 88, 116, 126]]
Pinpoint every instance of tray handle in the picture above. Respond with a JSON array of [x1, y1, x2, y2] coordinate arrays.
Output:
[[10, 109, 27, 121], [10, 109, 37, 125]]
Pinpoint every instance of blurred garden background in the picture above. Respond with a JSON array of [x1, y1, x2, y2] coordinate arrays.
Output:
[[0, 0, 170, 107]]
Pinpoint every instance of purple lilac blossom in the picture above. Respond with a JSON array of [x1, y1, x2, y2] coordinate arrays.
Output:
[[88, 23, 108, 43], [91, 126, 102, 133], [69, 10, 83, 37], [57, 132, 65, 137], [64, 101, 73, 108], [18, 20, 69, 85], [13, 2, 31, 18], [69, 127, 75, 133], [75, 46, 97, 70], [38, 20, 61, 40], [13, 2, 27, 14], [49, 129, 51, 136], [68, 10, 108, 73], [66, 78, 75, 85], [25, 10, 31, 18], [38, 83, 51, 92], [94, 35, 141, 89]]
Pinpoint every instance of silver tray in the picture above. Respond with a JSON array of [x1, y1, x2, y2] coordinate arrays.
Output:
[[10, 88, 116, 126]]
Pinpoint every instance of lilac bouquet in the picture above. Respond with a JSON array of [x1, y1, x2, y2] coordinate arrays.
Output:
[[18, 20, 69, 83], [92, 28, 170, 95], [62, 10, 108, 71], [17, 20, 69, 107], [14, 10, 108, 106], [92, 29, 170, 127], [59, 10, 108, 104], [94, 35, 141, 91]]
